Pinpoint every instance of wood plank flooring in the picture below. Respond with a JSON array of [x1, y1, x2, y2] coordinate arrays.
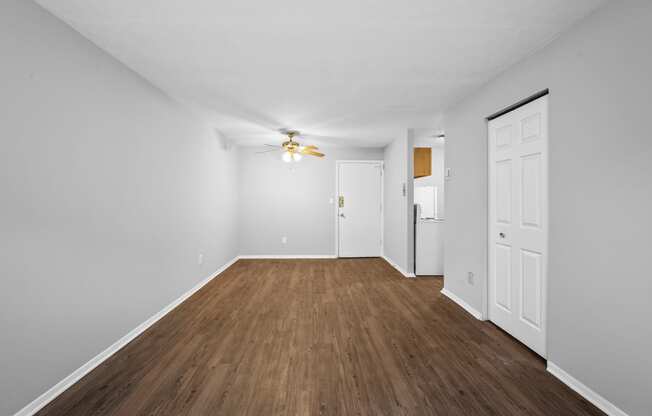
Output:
[[37, 259, 604, 416]]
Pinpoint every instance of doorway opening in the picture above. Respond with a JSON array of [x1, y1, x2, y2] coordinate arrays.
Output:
[[412, 132, 446, 277]]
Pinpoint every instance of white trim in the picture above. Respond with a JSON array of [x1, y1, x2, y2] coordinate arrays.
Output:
[[237, 254, 337, 259], [440, 288, 484, 320], [13, 256, 240, 416], [382, 255, 415, 278], [547, 362, 629, 416], [335, 160, 384, 258]]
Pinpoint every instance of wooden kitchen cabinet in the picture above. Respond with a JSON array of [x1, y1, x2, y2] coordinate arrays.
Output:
[[414, 147, 432, 178]]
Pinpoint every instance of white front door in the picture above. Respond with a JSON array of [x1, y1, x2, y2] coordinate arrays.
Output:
[[488, 95, 548, 357], [337, 161, 382, 257]]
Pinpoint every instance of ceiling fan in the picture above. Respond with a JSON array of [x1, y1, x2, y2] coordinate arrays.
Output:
[[258, 130, 325, 162]]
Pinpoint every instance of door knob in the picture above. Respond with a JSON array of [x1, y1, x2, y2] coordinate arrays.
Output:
[[499, 232, 506, 238], [339, 213, 346, 218]]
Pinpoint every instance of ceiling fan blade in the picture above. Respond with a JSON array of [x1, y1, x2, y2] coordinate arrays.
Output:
[[255, 149, 279, 154], [301, 149, 325, 157], [301, 145, 319, 150], [264, 143, 281, 147]]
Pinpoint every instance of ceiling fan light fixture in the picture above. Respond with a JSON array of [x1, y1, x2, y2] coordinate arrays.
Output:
[[282, 151, 302, 163], [267, 130, 324, 161]]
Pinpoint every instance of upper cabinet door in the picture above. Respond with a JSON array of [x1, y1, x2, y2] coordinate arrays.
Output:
[[414, 147, 432, 178]]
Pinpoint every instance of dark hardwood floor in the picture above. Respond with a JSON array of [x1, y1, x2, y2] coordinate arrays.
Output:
[[37, 259, 604, 416]]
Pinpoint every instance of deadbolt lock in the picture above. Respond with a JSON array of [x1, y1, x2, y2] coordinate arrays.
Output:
[[338, 196, 344, 208]]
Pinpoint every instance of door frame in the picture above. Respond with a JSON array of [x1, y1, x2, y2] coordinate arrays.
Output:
[[335, 160, 384, 258], [484, 92, 550, 356]]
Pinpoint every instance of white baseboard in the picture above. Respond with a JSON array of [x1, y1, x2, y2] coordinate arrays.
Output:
[[238, 254, 337, 259], [13, 256, 240, 416], [546, 362, 629, 416], [440, 288, 484, 320], [381, 255, 415, 278]]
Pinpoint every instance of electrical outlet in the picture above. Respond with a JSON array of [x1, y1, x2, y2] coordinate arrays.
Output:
[[198, 253, 204, 265], [281, 236, 287, 244], [467, 272, 474, 285]]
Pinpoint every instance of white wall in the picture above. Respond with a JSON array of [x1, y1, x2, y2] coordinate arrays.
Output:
[[0, 1, 239, 414], [443, 1, 652, 414], [382, 134, 414, 274], [238, 146, 383, 256]]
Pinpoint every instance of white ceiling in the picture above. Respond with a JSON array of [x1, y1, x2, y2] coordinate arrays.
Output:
[[36, 0, 606, 146]]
